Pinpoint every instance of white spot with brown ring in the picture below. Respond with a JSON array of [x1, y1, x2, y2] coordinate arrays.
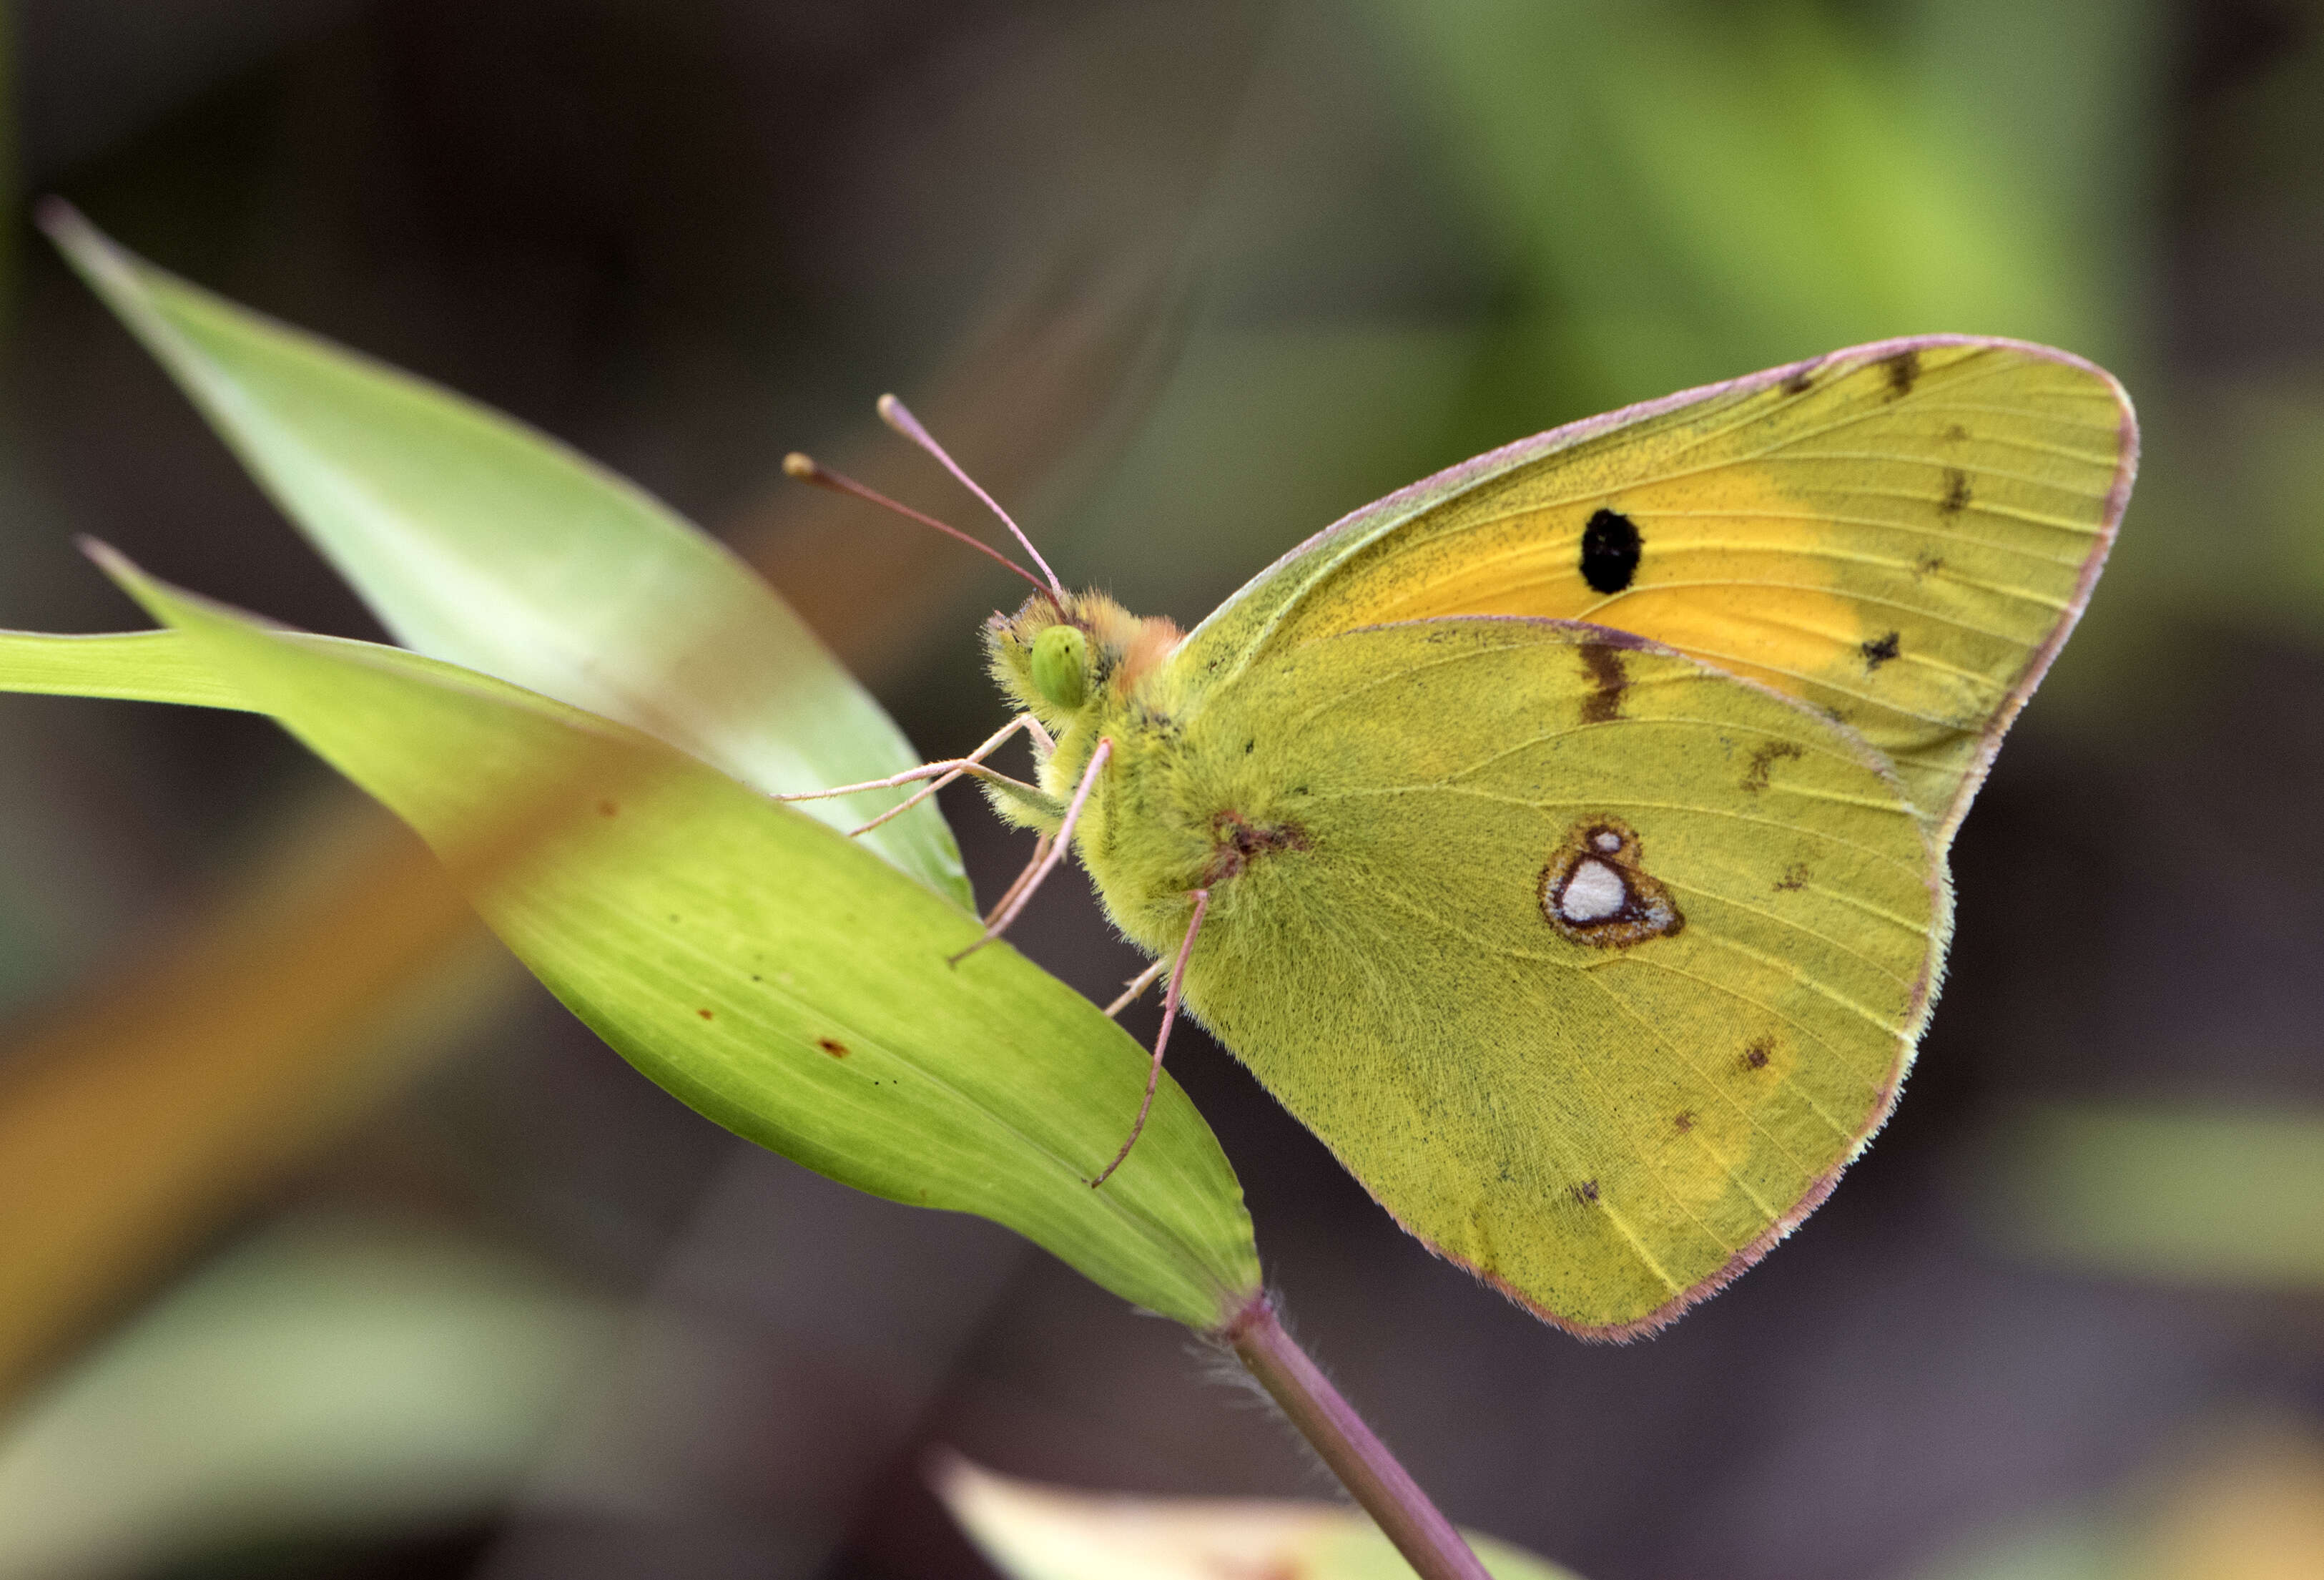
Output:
[[1540, 818, 1684, 948]]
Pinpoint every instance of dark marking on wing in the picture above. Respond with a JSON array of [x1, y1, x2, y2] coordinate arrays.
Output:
[[1572, 1179, 1601, 1204], [597, 800, 619, 817], [1861, 630, 1902, 671], [1743, 1037, 1774, 1071], [696, 1009, 714, 1021], [1941, 468, 1973, 515], [1914, 551, 1945, 580], [1201, 810, 1312, 885], [1942, 422, 1970, 442], [1774, 864, 1809, 892], [1883, 348, 1921, 399], [1674, 1111, 1696, 1134], [818, 1036, 850, 1058], [1743, 740, 1804, 793], [1539, 818, 1684, 948], [1580, 643, 1628, 725], [1580, 507, 1643, 594]]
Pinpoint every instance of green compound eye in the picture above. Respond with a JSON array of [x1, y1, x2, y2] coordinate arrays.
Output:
[[1029, 624, 1090, 710]]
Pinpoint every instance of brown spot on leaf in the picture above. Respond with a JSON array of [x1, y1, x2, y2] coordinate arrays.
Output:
[[1744, 1038, 1774, 1071], [1941, 468, 1973, 514], [1743, 740, 1804, 793], [1861, 630, 1901, 671], [1674, 1111, 1695, 1134], [1572, 1179, 1600, 1204], [1884, 348, 1921, 399], [818, 1037, 850, 1059], [1775, 863, 1809, 892], [696, 1009, 714, 1021], [1580, 642, 1628, 725]]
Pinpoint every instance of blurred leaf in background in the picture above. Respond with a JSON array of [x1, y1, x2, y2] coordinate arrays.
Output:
[[937, 1455, 1585, 1580], [1985, 1106, 2324, 1287], [1915, 1420, 2324, 1580], [0, 1213, 618, 1580]]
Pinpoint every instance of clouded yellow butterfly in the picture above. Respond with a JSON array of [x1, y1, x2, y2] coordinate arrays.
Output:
[[796, 335, 2136, 1337]]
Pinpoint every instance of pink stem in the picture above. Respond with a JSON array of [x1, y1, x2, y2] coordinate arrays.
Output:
[[1220, 1295, 1491, 1580]]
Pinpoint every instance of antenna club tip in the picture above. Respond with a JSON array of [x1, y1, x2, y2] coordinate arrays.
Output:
[[876, 393, 927, 439], [781, 451, 818, 480]]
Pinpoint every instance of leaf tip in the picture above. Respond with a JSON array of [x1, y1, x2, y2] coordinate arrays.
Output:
[[75, 534, 138, 584], [37, 200, 152, 318], [32, 195, 90, 245]]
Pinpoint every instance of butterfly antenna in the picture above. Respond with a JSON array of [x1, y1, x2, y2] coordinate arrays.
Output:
[[782, 453, 1048, 594], [877, 394, 1065, 598]]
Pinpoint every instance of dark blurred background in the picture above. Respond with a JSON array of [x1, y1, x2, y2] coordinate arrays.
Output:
[[0, 2, 2321, 1578]]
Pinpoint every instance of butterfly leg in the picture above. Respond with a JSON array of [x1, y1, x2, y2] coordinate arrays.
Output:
[[1090, 887, 1211, 1187], [949, 737, 1112, 964], [982, 832, 1054, 928], [1102, 956, 1168, 1017]]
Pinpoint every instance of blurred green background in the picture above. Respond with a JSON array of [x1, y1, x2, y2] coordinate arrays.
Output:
[[0, 1, 2320, 1577]]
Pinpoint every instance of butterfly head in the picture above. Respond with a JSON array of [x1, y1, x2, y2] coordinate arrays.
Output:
[[985, 591, 1181, 731]]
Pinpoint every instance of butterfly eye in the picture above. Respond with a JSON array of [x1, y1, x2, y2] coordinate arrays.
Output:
[[1030, 624, 1090, 710]]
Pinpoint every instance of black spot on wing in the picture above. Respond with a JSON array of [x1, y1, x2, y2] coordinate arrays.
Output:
[[1781, 366, 1816, 396], [1941, 468, 1972, 514], [1572, 1179, 1600, 1204], [1861, 630, 1901, 671], [1580, 507, 1642, 594]]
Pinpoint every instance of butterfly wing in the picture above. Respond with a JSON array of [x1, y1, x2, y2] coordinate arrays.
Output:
[[1130, 617, 1944, 1337], [1177, 337, 2136, 845]]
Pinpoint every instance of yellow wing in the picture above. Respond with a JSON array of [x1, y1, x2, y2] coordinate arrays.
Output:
[[1179, 338, 2136, 845], [1090, 619, 1944, 1337]]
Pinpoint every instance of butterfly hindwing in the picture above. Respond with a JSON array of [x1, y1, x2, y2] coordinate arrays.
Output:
[[1180, 337, 2136, 844], [1101, 617, 1944, 1336]]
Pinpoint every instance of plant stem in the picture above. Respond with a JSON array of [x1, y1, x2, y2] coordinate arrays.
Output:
[[1221, 1293, 1492, 1580]]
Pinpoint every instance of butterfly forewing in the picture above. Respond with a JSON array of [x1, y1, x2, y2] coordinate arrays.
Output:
[[1181, 338, 2135, 845], [1148, 619, 1942, 1337]]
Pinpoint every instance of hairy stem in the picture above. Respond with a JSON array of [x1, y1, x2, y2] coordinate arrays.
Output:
[[1221, 1294, 1492, 1580]]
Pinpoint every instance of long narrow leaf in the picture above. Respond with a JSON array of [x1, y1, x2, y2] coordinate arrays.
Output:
[[44, 205, 967, 909], [77, 556, 1258, 1330], [0, 629, 252, 711]]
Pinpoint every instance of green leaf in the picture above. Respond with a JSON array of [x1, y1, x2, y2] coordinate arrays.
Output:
[[937, 1456, 1586, 1580], [42, 205, 967, 910], [0, 1215, 617, 1576], [0, 628, 252, 710], [1986, 1104, 2324, 1287], [84, 553, 1259, 1330]]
